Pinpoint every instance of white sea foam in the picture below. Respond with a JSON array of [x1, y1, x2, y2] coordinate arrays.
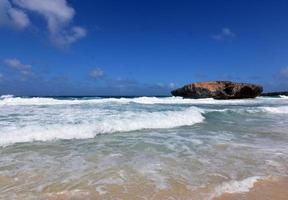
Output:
[[204, 104, 288, 114], [0, 107, 204, 146], [210, 176, 262, 199], [0, 96, 285, 106], [260, 106, 288, 114], [0, 96, 215, 106], [0, 94, 14, 99], [1, 96, 287, 147], [280, 95, 288, 99], [0, 96, 67, 106]]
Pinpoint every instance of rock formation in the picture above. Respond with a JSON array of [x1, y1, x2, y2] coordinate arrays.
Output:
[[171, 81, 263, 99]]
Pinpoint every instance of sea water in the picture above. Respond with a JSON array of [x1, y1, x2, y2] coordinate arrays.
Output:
[[0, 95, 288, 199]]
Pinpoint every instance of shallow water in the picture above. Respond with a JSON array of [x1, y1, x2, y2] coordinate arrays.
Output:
[[0, 95, 288, 199]]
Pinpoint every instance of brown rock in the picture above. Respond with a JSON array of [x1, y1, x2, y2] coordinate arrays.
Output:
[[171, 81, 263, 99]]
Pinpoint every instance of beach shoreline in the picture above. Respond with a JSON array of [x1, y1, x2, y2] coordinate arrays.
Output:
[[1, 96, 288, 199], [1, 174, 287, 199]]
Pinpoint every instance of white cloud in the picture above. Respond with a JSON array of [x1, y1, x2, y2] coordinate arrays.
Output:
[[279, 67, 288, 79], [90, 68, 104, 79], [157, 82, 178, 89], [8, 7, 30, 28], [0, 0, 30, 29], [212, 28, 236, 40], [0, 0, 86, 46], [0, 73, 4, 83], [13, 0, 74, 33], [168, 82, 177, 89], [4, 58, 32, 74], [53, 26, 87, 46], [267, 67, 288, 91]]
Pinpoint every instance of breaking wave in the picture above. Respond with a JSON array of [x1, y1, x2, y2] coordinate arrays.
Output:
[[1, 95, 287, 146], [0, 107, 204, 146]]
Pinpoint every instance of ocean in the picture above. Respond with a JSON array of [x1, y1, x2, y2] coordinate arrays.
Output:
[[0, 95, 288, 199]]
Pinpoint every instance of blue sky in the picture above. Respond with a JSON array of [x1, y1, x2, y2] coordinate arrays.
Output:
[[0, 0, 288, 96]]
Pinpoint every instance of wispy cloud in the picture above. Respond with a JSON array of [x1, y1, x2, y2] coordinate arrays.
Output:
[[265, 67, 288, 91], [212, 28, 236, 41], [0, 0, 86, 46], [90, 68, 104, 79], [3, 58, 32, 75], [279, 67, 288, 79], [0, 0, 30, 29], [9, 7, 30, 28], [53, 26, 87, 46], [157, 82, 178, 90]]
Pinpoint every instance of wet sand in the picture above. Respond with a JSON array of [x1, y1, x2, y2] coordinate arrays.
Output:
[[37, 176, 288, 200], [214, 177, 288, 200], [1, 175, 288, 200]]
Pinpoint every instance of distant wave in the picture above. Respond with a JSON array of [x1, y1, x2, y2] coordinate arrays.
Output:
[[0, 94, 14, 99], [0, 95, 286, 106], [280, 95, 288, 99], [206, 106, 288, 115], [260, 106, 288, 114], [0, 107, 204, 146], [0, 95, 218, 106]]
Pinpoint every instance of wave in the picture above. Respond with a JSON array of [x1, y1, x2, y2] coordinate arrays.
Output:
[[205, 105, 288, 115], [0, 96, 70, 106], [0, 96, 221, 106], [280, 95, 288, 99], [210, 176, 262, 199], [0, 95, 286, 106], [0, 96, 199, 106], [259, 106, 288, 114], [0, 107, 204, 146], [0, 94, 14, 99]]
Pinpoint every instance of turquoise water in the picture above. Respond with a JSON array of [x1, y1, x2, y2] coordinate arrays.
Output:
[[0, 95, 288, 199]]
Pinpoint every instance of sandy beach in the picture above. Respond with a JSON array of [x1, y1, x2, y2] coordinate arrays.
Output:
[[1, 174, 287, 199], [215, 176, 288, 200]]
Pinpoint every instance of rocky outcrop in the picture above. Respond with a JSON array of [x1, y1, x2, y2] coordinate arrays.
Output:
[[171, 81, 263, 99]]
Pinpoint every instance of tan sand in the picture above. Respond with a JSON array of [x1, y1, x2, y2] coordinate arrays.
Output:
[[214, 177, 288, 200], [1, 175, 288, 200]]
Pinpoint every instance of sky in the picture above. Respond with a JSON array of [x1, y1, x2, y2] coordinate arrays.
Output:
[[0, 0, 288, 96]]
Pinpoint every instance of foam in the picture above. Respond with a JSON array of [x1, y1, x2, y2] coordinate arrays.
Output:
[[0, 107, 204, 146], [280, 95, 288, 99], [0, 96, 214, 106], [210, 176, 262, 199], [0, 96, 285, 106], [0, 96, 69, 106], [0, 94, 14, 99], [260, 106, 288, 114], [205, 105, 288, 115]]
